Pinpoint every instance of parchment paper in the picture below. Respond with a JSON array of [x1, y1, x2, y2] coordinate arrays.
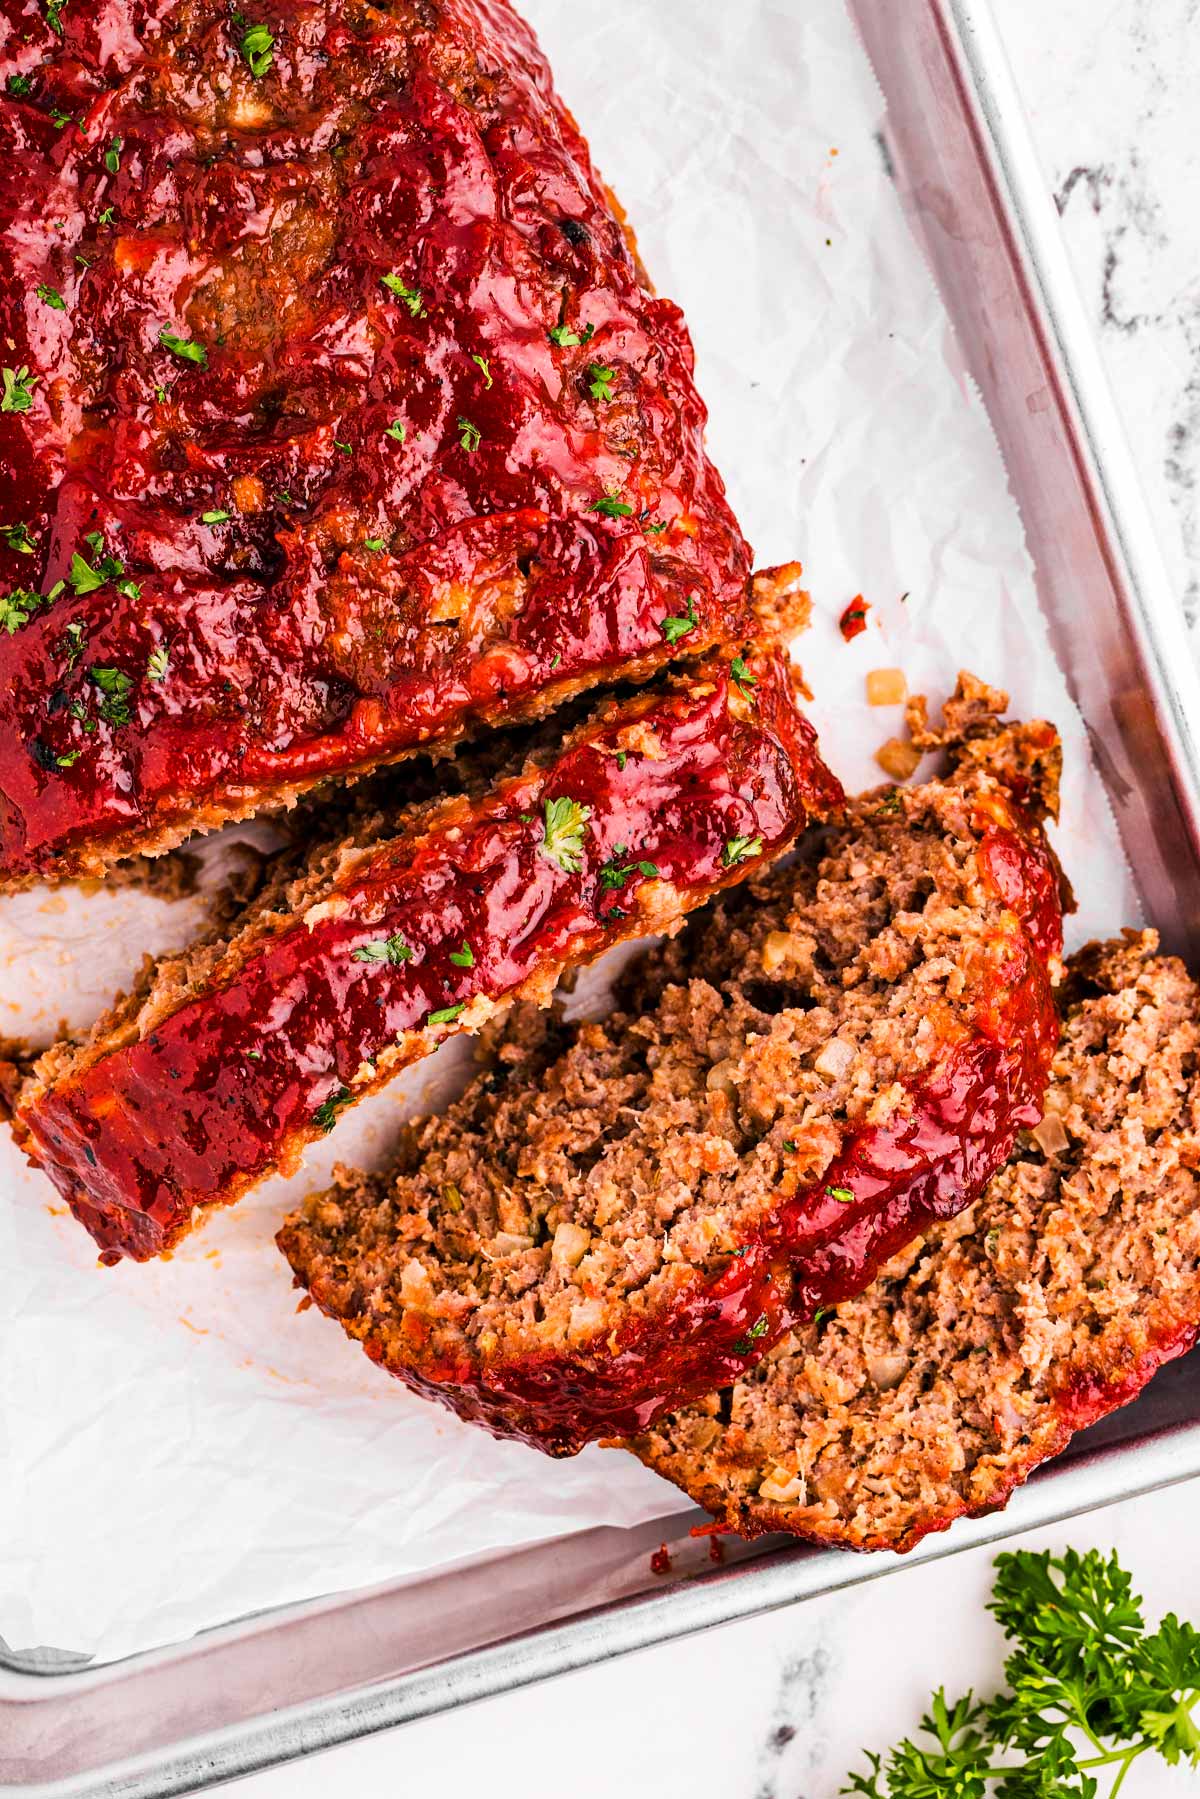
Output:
[[0, 0, 1142, 1660]]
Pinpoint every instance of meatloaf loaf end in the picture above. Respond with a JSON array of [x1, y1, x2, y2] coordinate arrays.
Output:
[[278, 679, 1066, 1454], [626, 933, 1200, 1552], [15, 642, 836, 1264], [0, 0, 752, 886]]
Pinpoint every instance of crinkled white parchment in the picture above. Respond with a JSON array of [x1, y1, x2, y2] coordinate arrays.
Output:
[[0, 0, 1140, 1659]]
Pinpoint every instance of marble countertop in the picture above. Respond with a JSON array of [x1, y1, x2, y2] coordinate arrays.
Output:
[[227, 5, 1200, 1795]]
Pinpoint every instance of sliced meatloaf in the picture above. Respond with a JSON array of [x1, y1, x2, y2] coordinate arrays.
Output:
[[627, 932, 1200, 1552], [0, 0, 751, 886], [15, 642, 837, 1264], [278, 681, 1066, 1454]]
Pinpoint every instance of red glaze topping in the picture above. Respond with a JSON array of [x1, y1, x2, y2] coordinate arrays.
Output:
[[0, 0, 751, 881], [368, 787, 1063, 1454], [20, 646, 840, 1262]]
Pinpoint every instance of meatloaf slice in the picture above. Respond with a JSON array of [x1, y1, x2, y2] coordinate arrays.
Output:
[[627, 932, 1200, 1553], [278, 682, 1065, 1454], [15, 642, 836, 1265], [0, 0, 752, 887]]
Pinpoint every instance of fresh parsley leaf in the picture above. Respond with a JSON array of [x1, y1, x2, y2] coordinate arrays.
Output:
[[201, 509, 230, 524], [312, 1085, 352, 1133], [159, 327, 207, 367], [722, 835, 762, 867], [732, 1314, 770, 1356], [8, 74, 33, 96], [35, 282, 66, 311], [427, 1002, 466, 1027], [826, 1185, 854, 1203], [44, 0, 66, 33], [62, 620, 85, 667], [642, 516, 668, 536], [588, 363, 615, 402], [540, 794, 591, 874], [731, 654, 758, 698], [660, 592, 699, 645], [146, 645, 169, 682], [1, 366, 38, 414], [104, 135, 122, 174], [384, 419, 407, 443], [55, 748, 80, 767], [89, 664, 133, 727], [598, 847, 661, 892], [351, 933, 414, 967], [68, 552, 106, 594], [549, 320, 595, 347], [448, 941, 475, 967], [97, 205, 117, 225], [457, 416, 481, 454], [363, 536, 384, 552], [380, 271, 425, 317], [592, 494, 633, 519], [471, 353, 493, 387], [3, 522, 37, 556], [0, 588, 42, 635], [240, 22, 275, 77]]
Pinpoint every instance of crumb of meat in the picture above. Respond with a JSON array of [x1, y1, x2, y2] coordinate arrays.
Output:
[[627, 930, 1200, 1552], [279, 716, 1058, 1382]]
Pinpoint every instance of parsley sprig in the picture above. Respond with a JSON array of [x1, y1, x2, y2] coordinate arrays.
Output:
[[844, 1549, 1200, 1798], [540, 795, 591, 874]]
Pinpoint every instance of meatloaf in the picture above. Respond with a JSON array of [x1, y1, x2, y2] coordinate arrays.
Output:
[[627, 933, 1200, 1552], [278, 680, 1066, 1454], [0, 0, 751, 886], [15, 642, 836, 1264]]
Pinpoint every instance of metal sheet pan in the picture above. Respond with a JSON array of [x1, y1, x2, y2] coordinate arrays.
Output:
[[5, 0, 1200, 1789]]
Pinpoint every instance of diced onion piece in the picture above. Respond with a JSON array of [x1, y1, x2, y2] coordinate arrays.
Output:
[[492, 1231, 534, 1256], [758, 1465, 806, 1505], [813, 1036, 855, 1079], [551, 1221, 591, 1269], [568, 1298, 605, 1340], [865, 667, 907, 706], [761, 930, 801, 974], [875, 737, 922, 780], [1032, 1113, 1070, 1156], [706, 1057, 738, 1096], [868, 1352, 910, 1390], [399, 1259, 434, 1307]]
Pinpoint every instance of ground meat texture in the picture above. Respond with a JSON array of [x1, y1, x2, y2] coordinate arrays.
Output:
[[278, 693, 1065, 1454], [0, 0, 752, 886], [14, 644, 835, 1263], [626, 933, 1200, 1552]]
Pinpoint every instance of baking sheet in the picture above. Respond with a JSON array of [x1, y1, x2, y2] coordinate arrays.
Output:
[[0, 0, 1143, 1663]]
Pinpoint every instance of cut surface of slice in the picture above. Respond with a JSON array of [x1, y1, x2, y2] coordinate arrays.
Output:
[[627, 933, 1200, 1551], [0, 0, 751, 884], [15, 644, 835, 1264], [279, 680, 1065, 1453]]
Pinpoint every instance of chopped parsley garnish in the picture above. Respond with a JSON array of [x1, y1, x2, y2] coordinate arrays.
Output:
[[730, 654, 758, 698], [548, 321, 595, 348], [68, 548, 139, 599], [384, 420, 407, 443], [97, 205, 117, 226], [812, 1307, 832, 1328], [782, 1139, 798, 1154], [50, 109, 73, 129], [159, 328, 207, 368], [660, 592, 699, 645], [427, 1002, 466, 1027], [598, 847, 661, 891], [642, 516, 668, 536], [722, 834, 762, 867], [732, 1314, 770, 1356], [471, 353, 493, 387], [1, 366, 38, 414], [540, 794, 591, 874], [89, 665, 133, 727], [146, 645, 169, 682], [448, 941, 475, 967], [62, 620, 85, 667], [55, 748, 80, 768], [69, 696, 96, 733], [35, 282, 65, 311], [312, 1085, 352, 1133], [351, 933, 414, 967], [104, 136, 122, 175], [44, 0, 65, 36], [201, 509, 230, 524], [363, 536, 384, 552], [332, 439, 352, 457], [67, 552, 105, 594], [381, 271, 425, 317], [826, 1185, 854, 1204], [0, 588, 42, 635], [587, 364, 615, 403], [240, 22, 275, 78], [615, 751, 627, 771], [592, 494, 634, 519], [457, 416, 481, 454], [3, 521, 37, 555], [8, 74, 33, 97]]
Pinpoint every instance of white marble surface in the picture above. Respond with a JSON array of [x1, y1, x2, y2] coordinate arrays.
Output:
[[225, 6, 1200, 1795]]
